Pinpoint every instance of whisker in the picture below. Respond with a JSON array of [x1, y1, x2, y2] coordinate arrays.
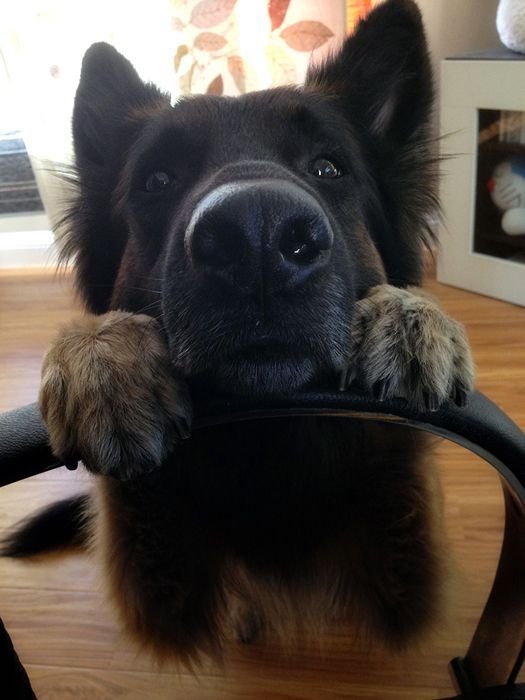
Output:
[[107, 299, 162, 322], [120, 286, 163, 296], [133, 300, 163, 316]]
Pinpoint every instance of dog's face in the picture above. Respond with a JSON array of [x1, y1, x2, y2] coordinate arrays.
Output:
[[65, 0, 435, 397]]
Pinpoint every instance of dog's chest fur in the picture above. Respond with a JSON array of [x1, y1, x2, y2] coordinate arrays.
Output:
[[92, 418, 439, 661]]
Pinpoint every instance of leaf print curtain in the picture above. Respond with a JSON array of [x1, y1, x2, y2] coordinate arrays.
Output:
[[1, 0, 368, 224], [171, 0, 348, 96], [346, 0, 374, 29]]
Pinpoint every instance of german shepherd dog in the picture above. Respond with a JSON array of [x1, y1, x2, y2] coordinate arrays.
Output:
[[5, 0, 474, 667]]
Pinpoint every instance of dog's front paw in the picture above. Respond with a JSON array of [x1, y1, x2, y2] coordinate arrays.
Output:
[[39, 311, 192, 480], [342, 285, 475, 412]]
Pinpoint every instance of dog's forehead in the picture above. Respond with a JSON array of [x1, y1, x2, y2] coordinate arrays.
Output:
[[171, 88, 312, 129], [127, 88, 359, 176], [145, 88, 347, 153]]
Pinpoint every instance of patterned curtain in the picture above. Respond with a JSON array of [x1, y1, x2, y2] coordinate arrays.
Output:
[[1, 0, 350, 222], [170, 0, 347, 96], [346, 0, 374, 30]]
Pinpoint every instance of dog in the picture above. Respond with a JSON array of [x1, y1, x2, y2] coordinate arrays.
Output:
[[4, 0, 474, 667]]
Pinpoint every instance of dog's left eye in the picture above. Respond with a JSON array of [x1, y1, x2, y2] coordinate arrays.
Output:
[[144, 171, 173, 193], [309, 158, 341, 179]]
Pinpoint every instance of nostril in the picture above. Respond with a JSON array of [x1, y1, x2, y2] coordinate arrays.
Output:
[[192, 222, 247, 269], [279, 222, 328, 265]]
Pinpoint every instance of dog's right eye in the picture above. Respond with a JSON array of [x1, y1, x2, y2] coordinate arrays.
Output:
[[144, 171, 173, 193], [308, 157, 341, 179]]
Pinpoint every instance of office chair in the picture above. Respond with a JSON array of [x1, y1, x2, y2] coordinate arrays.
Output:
[[1, 390, 524, 699]]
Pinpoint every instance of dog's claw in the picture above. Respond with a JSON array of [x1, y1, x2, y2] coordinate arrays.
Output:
[[372, 380, 390, 402], [64, 456, 80, 471], [233, 607, 263, 646], [423, 392, 441, 413], [174, 414, 192, 441], [453, 386, 468, 408], [339, 366, 358, 392]]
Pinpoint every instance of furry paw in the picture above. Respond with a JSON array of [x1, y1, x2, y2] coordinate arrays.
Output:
[[39, 311, 192, 479], [341, 285, 475, 412]]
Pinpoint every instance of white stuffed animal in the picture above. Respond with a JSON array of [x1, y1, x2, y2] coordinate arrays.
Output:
[[488, 158, 525, 235], [497, 0, 525, 53]]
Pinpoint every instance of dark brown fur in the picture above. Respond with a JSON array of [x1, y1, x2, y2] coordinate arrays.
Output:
[[7, 0, 474, 668]]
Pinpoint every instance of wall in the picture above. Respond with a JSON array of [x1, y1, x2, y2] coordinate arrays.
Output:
[[414, 0, 501, 105], [416, 0, 501, 57], [371, 0, 501, 130]]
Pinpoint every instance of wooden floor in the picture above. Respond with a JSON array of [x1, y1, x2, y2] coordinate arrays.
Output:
[[0, 268, 523, 699]]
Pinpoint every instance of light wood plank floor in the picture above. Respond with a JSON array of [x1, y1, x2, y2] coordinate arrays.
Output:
[[0, 268, 523, 699]]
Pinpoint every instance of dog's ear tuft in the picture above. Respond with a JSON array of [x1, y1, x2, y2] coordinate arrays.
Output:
[[73, 42, 169, 168], [305, 0, 433, 145]]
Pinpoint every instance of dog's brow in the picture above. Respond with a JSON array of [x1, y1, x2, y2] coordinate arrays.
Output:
[[130, 124, 188, 173], [289, 104, 319, 128], [285, 101, 344, 146]]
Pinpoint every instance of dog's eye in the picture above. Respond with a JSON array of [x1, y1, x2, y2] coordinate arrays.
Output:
[[309, 158, 341, 179], [144, 171, 173, 193]]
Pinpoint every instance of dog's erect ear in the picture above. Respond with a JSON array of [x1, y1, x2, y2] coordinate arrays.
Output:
[[64, 44, 169, 314], [305, 0, 432, 145], [73, 42, 169, 168], [306, 1, 436, 287]]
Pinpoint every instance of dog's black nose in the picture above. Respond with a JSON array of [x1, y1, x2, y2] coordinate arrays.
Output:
[[185, 180, 333, 293]]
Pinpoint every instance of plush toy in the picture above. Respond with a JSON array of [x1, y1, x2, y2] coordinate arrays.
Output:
[[487, 157, 525, 235], [497, 0, 525, 53]]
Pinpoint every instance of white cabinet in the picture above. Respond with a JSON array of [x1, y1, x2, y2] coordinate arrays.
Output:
[[438, 49, 525, 306]]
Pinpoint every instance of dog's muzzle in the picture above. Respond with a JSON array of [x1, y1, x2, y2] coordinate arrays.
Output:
[[184, 180, 334, 294]]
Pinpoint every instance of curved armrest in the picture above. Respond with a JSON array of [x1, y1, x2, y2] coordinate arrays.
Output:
[[194, 390, 525, 502], [0, 402, 63, 487], [1, 390, 524, 495]]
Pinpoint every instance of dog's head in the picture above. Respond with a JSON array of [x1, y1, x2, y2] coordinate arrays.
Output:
[[63, 0, 435, 397]]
